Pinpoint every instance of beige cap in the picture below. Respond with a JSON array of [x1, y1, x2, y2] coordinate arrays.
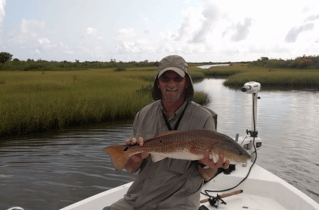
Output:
[[152, 55, 194, 101], [158, 55, 188, 77]]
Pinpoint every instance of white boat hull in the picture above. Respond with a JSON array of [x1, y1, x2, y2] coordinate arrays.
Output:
[[60, 163, 319, 210]]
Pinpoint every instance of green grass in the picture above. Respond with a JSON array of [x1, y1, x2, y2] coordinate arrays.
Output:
[[223, 65, 319, 87], [193, 91, 210, 105], [0, 69, 153, 135], [188, 62, 319, 87], [2, 63, 317, 136], [0, 67, 208, 136]]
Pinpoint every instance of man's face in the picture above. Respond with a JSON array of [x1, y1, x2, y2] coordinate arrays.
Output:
[[157, 70, 189, 103]]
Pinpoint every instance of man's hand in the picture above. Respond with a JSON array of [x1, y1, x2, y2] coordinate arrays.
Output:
[[125, 137, 149, 174], [198, 149, 230, 181]]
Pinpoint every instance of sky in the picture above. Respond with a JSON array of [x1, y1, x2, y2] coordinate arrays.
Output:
[[1, 0, 319, 62]]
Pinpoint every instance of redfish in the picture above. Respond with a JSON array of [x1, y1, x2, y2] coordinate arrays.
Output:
[[103, 129, 251, 173]]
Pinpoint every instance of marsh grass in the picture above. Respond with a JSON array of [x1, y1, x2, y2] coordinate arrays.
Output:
[[224, 66, 319, 87], [2, 63, 316, 136], [0, 67, 209, 136], [193, 91, 210, 105], [189, 63, 319, 87], [0, 69, 154, 135]]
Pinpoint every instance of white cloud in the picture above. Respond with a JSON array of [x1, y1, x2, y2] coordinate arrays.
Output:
[[0, 0, 6, 43], [20, 19, 45, 35], [6, 19, 45, 46], [285, 23, 314, 43], [3, 0, 319, 62], [176, 7, 205, 42], [37, 37, 50, 45], [86, 27, 98, 36], [0, 0, 5, 25], [231, 18, 252, 42], [191, 5, 219, 43], [304, 13, 319, 22], [116, 28, 137, 39]]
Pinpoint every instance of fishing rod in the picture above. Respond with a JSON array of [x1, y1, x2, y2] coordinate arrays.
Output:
[[201, 81, 262, 201]]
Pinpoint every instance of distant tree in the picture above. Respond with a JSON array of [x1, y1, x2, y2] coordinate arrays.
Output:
[[0, 52, 13, 63]]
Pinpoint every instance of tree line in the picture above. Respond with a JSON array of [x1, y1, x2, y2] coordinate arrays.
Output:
[[252, 55, 319, 69], [2, 51, 319, 71], [0, 52, 159, 71]]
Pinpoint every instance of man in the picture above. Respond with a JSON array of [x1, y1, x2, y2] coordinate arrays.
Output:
[[106, 55, 229, 210]]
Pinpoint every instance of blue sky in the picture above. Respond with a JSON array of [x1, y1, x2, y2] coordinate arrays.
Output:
[[1, 0, 319, 62]]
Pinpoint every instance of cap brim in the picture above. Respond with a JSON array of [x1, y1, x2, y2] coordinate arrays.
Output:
[[158, 67, 185, 78]]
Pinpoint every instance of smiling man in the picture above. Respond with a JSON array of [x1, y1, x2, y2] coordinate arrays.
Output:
[[105, 55, 229, 210]]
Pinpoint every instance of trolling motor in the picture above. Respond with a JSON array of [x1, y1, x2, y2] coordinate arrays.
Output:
[[236, 81, 262, 162], [200, 82, 262, 208]]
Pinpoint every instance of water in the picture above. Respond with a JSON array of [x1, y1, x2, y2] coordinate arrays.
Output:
[[0, 122, 136, 210], [1, 79, 319, 210], [196, 64, 230, 69]]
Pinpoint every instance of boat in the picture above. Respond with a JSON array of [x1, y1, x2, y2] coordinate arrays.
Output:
[[60, 162, 319, 210], [60, 82, 319, 210]]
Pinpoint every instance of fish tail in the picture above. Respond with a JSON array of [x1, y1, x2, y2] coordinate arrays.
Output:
[[103, 145, 130, 173]]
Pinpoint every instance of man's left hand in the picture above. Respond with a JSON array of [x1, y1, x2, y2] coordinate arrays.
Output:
[[198, 149, 230, 181]]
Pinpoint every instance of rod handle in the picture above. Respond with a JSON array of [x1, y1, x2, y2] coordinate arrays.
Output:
[[219, 190, 243, 198], [200, 198, 209, 203]]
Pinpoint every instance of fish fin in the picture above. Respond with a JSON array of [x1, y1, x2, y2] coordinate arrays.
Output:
[[103, 145, 130, 173], [189, 147, 206, 156], [212, 153, 219, 163], [154, 130, 181, 138], [151, 153, 167, 162]]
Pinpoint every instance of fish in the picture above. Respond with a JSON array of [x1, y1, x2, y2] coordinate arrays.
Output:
[[103, 129, 251, 173]]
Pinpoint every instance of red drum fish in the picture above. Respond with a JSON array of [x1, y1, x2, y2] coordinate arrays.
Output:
[[104, 129, 251, 173]]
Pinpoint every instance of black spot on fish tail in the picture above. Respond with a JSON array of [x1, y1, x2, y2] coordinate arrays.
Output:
[[123, 147, 129, 151]]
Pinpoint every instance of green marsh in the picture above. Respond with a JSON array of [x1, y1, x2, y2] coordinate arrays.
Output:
[[1, 62, 319, 136]]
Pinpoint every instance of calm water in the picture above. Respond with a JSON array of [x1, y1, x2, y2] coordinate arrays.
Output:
[[1, 78, 319, 210]]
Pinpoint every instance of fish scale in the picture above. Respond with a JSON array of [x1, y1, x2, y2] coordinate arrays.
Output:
[[104, 129, 251, 173]]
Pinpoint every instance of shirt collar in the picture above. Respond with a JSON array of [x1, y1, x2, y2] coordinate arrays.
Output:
[[160, 101, 188, 121]]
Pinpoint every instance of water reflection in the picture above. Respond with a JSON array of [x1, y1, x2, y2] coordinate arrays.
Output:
[[0, 121, 137, 210]]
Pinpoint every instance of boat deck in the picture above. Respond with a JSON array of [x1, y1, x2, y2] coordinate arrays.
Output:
[[61, 163, 319, 210], [199, 163, 318, 210], [200, 194, 287, 210]]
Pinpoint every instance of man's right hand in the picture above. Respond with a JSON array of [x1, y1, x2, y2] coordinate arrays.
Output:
[[125, 137, 149, 173]]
